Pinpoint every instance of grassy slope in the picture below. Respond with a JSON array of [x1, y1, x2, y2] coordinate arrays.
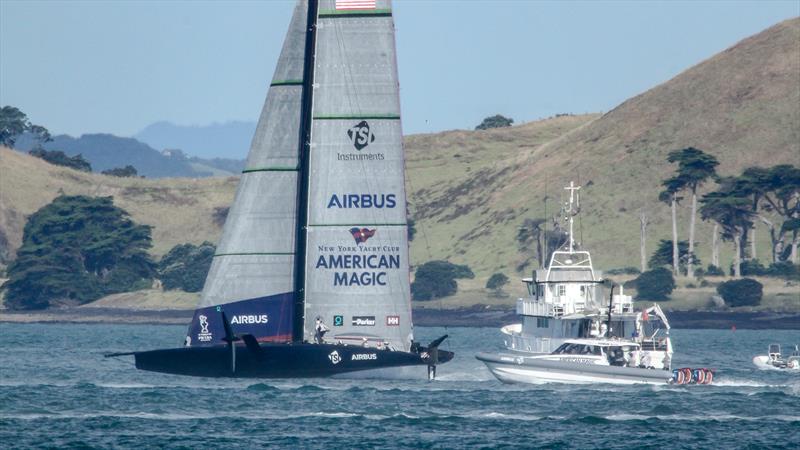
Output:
[[407, 18, 800, 289], [0, 148, 235, 258]]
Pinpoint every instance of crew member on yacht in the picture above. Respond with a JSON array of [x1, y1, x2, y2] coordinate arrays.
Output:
[[314, 316, 329, 344]]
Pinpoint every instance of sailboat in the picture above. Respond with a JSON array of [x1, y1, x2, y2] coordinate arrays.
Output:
[[107, 0, 453, 379]]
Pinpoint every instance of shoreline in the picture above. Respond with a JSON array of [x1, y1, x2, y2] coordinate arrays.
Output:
[[1, 306, 798, 330]]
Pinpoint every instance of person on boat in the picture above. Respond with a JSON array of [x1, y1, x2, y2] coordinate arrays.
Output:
[[599, 323, 608, 338], [314, 316, 329, 344]]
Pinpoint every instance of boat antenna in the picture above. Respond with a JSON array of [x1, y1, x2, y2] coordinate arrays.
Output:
[[577, 170, 584, 248], [607, 282, 614, 338], [564, 181, 580, 253]]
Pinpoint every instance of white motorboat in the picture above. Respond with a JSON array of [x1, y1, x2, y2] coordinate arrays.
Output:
[[753, 344, 800, 370], [476, 181, 712, 385]]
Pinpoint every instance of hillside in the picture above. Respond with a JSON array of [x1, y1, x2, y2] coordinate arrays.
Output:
[[1, 19, 798, 305], [406, 17, 800, 280], [0, 147, 235, 264]]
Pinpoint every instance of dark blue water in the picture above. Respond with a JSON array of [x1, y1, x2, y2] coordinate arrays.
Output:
[[1, 324, 798, 449]]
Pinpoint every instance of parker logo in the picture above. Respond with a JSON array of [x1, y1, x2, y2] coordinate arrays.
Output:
[[328, 350, 342, 365], [230, 314, 268, 325], [351, 353, 377, 361], [197, 315, 212, 342], [349, 227, 376, 244], [347, 120, 375, 150], [352, 316, 376, 326], [333, 315, 344, 326], [386, 315, 400, 326]]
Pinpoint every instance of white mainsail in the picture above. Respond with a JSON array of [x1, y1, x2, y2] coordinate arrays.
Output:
[[303, 0, 412, 351]]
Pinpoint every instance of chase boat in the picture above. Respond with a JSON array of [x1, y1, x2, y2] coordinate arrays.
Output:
[[753, 344, 800, 370], [476, 182, 712, 385]]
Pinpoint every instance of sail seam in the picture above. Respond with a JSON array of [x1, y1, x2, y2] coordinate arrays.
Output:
[[313, 114, 400, 120], [318, 9, 391, 18], [214, 252, 295, 257], [242, 167, 299, 173], [270, 79, 303, 86], [308, 223, 407, 227]]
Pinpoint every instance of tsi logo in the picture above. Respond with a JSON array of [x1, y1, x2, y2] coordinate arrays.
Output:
[[328, 350, 342, 365], [352, 316, 376, 326], [347, 120, 376, 150], [351, 353, 377, 361], [386, 315, 400, 326], [230, 314, 268, 325]]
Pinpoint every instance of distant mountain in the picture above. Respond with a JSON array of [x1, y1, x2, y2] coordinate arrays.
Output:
[[13, 133, 246, 178], [135, 121, 256, 160]]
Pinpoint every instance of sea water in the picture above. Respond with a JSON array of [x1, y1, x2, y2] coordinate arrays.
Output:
[[1, 324, 798, 449]]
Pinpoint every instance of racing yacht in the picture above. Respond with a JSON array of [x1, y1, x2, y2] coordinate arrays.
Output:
[[476, 182, 711, 385]]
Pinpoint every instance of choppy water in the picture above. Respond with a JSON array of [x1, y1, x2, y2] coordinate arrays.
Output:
[[1, 324, 798, 449]]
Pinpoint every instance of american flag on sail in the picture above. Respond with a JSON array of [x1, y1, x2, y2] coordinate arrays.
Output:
[[335, 0, 376, 10]]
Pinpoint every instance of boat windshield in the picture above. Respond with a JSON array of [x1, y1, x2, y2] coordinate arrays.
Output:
[[552, 343, 602, 356]]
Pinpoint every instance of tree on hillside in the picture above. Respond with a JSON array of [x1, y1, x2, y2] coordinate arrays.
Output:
[[486, 272, 509, 297], [158, 242, 215, 292], [2, 196, 155, 310], [29, 148, 92, 172], [664, 147, 719, 278], [102, 165, 139, 177], [734, 165, 800, 264], [0, 106, 29, 148], [517, 218, 547, 268], [648, 239, 698, 274], [700, 185, 754, 278], [475, 114, 514, 130], [411, 260, 474, 301], [659, 175, 686, 276]]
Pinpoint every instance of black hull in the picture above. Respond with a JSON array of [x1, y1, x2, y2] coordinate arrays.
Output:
[[134, 342, 453, 378]]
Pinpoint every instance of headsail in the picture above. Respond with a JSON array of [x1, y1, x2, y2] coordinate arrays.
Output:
[[186, 1, 309, 346], [303, 0, 413, 351]]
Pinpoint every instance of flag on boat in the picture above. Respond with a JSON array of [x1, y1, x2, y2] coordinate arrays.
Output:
[[335, 0, 376, 10], [642, 309, 650, 321]]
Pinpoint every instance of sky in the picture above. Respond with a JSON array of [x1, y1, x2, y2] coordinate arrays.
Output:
[[1, 0, 798, 138]]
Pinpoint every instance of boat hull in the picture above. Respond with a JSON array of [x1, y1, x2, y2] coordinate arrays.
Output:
[[134, 342, 453, 378], [476, 352, 673, 385]]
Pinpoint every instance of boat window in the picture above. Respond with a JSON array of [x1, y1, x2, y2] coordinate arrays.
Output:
[[553, 343, 570, 354], [557, 285, 566, 296], [580, 286, 586, 297], [527, 282, 535, 297], [537, 318, 550, 328], [538, 284, 544, 298]]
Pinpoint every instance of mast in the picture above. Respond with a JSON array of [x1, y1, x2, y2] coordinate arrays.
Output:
[[564, 181, 580, 253], [292, 0, 319, 342]]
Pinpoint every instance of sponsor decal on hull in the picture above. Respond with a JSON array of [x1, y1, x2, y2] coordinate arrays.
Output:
[[333, 315, 344, 326], [386, 315, 400, 326], [197, 315, 213, 342], [328, 350, 342, 365], [352, 316, 376, 326], [351, 353, 377, 361], [230, 314, 268, 325]]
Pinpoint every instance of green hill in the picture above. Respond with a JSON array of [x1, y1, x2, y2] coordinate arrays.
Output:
[[1, 18, 798, 306]]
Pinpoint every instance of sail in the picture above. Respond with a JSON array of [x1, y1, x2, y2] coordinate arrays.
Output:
[[303, 0, 413, 350], [185, 1, 309, 346]]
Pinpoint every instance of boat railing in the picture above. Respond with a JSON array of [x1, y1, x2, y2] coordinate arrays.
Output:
[[517, 298, 584, 317]]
